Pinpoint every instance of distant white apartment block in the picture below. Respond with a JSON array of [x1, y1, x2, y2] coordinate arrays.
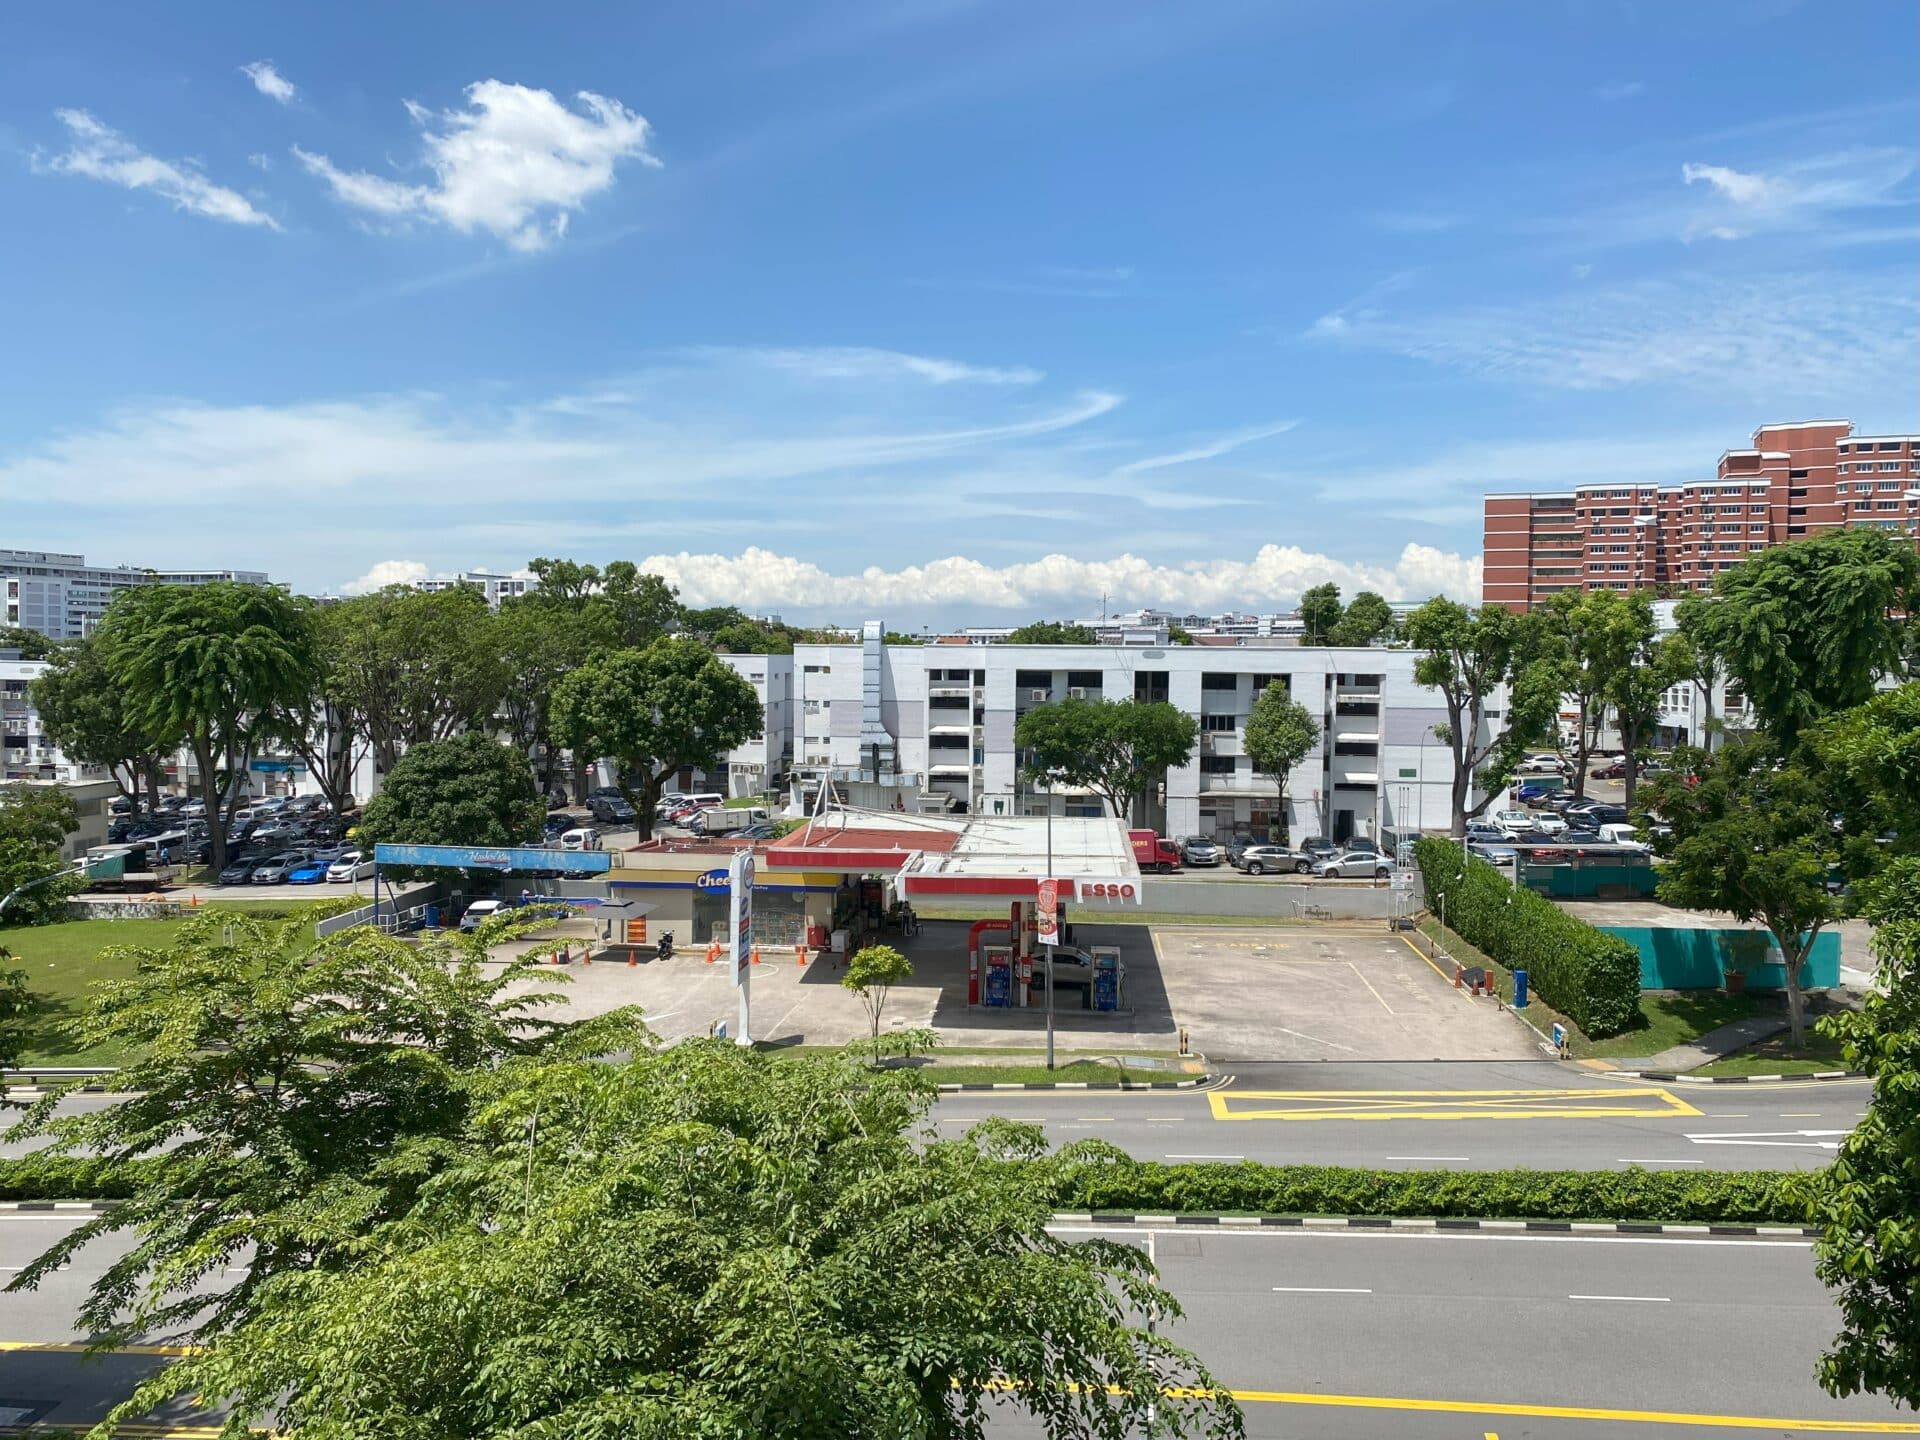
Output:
[[787, 623, 1493, 844], [1, 653, 109, 785], [1, 549, 270, 641], [416, 569, 537, 607], [715, 654, 794, 798]]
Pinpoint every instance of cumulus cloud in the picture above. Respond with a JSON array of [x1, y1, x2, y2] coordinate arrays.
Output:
[[44, 109, 279, 228], [341, 560, 431, 595], [241, 60, 296, 105], [294, 79, 658, 250], [625, 543, 1480, 613]]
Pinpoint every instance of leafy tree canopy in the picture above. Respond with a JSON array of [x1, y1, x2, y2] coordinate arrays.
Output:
[[1701, 528, 1919, 749], [1165, 623, 1196, 646], [1242, 683, 1319, 836], [550, 638, 764, 839], [0, 625, 58, 660], [29, 634, 173, 806], [1327, 590, 1395, 647], [1297, 583, 1342, 644], [842, 943, 912, 1053], [1015, 696, 1196, 822], [0, 784, 83, 925], [355, 731, 545, 856], [1004, 621, 1097, 645], [75, 1038, 1241, 1439]]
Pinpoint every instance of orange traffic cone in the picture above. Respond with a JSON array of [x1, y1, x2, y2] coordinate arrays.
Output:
[[581, 946, 591, 966], [751, 946, 761, 966], [627, 949, 637, 967], [795, 945, 806, 967]]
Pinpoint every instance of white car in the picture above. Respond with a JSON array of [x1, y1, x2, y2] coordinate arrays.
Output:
[[326, 851, 375, 882], [1528, 812, 1568, 835], [1515, 753, 1569, 775], [1492, 809, 1535, 835], [1312, 851, 1394, 880]]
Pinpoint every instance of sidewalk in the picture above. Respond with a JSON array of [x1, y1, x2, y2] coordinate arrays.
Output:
[[1616, 1014, 1789, 1073]]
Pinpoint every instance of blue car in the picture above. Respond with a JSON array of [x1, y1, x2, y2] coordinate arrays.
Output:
[[286, 859, 332, 884]]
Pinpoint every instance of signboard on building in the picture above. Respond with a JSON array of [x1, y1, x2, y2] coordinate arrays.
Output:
[[693, 868, 732, 892], [623, 917, 648, 944], [371, 843, 612, 875], [1036, 877, 1059, 946]]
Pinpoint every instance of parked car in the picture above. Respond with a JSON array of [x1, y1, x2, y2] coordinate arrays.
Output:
[[560, 827, 604, 852], [326, 851, 375, 883], [1515, 753, 1568, 776], [736, 823, 778, 840], [1180, 835, 1223, 867], [1296, 836, 1339, 861], [1491, 809, 1534, 835], [285, 859, 332, 884], [1235, 844, 1312, 876], [1340, 836, 1382, 857], [250, 852, 314, 884], [217, 856, 264, 885], [541, 814, 573, 836], [1466, 822, 1508, 845], [458, 899, 506, 932], [1541, 791, 1586, 814], [1558, 829, 1603, 845], [1312, 850, 1392, 880], [1528, 811, 1568, 835], [588, 796, 637, 825], [1223, 833, 1259, 865], [1468, 840, 1517, 866], [1591, 759, 1628, 780]]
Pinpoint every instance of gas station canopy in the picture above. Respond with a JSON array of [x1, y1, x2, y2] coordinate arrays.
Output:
[[763, 808, 1143, 906]]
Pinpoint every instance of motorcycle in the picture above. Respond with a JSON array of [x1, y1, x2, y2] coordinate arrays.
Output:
[[655, 931, 675, 962]]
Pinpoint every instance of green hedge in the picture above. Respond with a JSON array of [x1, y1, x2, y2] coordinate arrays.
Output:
[[1, 1153, 1809, 1226], [1054, 1155, 1809, 1224], [1414, 837, 1642, 1037]]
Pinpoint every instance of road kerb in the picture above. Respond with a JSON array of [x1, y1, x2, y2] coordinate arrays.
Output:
[[1055, 1212, 1819, 1238]]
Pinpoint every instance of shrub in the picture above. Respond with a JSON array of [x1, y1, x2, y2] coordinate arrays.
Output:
[[1414, 837, 1641, 1036]]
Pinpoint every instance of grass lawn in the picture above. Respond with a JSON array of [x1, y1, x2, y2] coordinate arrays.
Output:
[[3, 903, 338, 1067], [1692, 1030, 1850, 1077]]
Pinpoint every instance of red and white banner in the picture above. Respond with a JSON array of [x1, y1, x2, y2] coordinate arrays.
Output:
[[1036, 877, 1059, 946]]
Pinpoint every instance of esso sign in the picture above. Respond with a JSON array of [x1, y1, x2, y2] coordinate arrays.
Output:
[[1080, 881, 1142, 905]]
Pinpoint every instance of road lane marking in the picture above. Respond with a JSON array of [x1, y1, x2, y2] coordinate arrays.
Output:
[[1569, 1293, 1670, 1303], [1272, 1285, 1371, 1294], [1211, 1087, 1702, 1122], [1346, 961, 1395, 1014], [1618, 1158, 1703, 1165], [1780, 1112, 1822, 1118], [0, 1339, 196, 1354], [1164, 1154, 1245, 1160], [1686, 1129, 1847, 1151], [1192, 1387, 1920, 1431], [1049, 1225, 1811, 1249], [1386, 1155, 1470, 1162]]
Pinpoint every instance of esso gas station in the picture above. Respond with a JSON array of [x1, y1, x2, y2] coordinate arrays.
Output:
[[763, 809, 1142, 1014]]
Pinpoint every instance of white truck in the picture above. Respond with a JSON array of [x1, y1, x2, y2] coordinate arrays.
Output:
[[686, 806, 769, 836]]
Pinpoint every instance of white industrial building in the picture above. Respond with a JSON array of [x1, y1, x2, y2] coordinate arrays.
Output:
[[715, 654, 794, 798], [781, 623, 1494, 845], [1, 549, 270, 641], [1, 652, 110, 786]]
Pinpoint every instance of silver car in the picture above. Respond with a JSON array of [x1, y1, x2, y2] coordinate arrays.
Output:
[[1311, 850, 1393, 880], [1235, 844, 1313, 876]]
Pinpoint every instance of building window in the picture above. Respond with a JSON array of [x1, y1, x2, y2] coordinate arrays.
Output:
[[1201, 713, 1236, 733], [1200, 755, 1237, 775], [1200, 673, 1239, 692], [1881, 442, 1902, 452]]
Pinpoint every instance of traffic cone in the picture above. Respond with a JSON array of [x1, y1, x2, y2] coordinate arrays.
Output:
[[581, 946, 591, 966], [1453, 963, 1463, 988], [751, 946, 761, 966], [626, 949, 637, 967], [795, 945, 806, 967]]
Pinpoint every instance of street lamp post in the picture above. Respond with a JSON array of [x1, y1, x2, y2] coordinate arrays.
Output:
[[1045, 797, 1055, 1072], [0, 865, 77, 923]]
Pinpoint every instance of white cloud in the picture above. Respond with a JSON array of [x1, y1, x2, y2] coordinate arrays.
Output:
[[44, 109, 279, 229], [1110, 419, 1300, 477], [341, 560, 431, 595], [1595, 80, 1645, 102], [620, 543, 1480, 613], [723, 346, 1043, 386], [294, 79, 658, 250], [247, 152, 273, 171], [1304, 270, 1917, 399], [240, 61, 296, 105], [1681, 161, 1775, 206]]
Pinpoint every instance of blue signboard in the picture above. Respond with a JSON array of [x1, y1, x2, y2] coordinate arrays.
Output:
[[372, 843, 612, 875], [693, 867, 732, 892]]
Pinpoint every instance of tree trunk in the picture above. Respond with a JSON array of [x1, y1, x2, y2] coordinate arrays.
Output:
[[197, 738, 226, 875], [1621, 714, 1639, 813], [1779, 932, 1809, 1051], [1700, 683, 1717, 756], [1571, 697, 1593, 800]]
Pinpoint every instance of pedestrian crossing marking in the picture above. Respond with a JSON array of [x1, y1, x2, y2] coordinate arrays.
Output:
[[1209, 1087, 1701, 1122]]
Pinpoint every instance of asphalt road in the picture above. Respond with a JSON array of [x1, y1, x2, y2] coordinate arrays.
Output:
[[6, 1063, 1867, 1169], [931, 1061, 1869, 1172], [3, 1217, 1908, 1437]]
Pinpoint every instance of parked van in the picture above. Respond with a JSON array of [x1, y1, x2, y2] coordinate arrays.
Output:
[[681, 792, 724, 812], [560, 827, 603, 852]]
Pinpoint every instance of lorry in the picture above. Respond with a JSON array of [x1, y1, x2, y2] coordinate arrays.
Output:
[[686, 807, 769, 836], [81, 842, 177, 892], [1127, 829, 1182, 873]]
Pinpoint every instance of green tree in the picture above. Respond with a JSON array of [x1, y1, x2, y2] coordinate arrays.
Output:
[[1014, 696, 1197, 824], [550, 638, 764, 840], [1165, 623, 1196, 646], [494, 597, 592, 802], [1328, 590, 1394, 647], [1704, 528, 1919, 750], [96, 582, 317, 875], [4, 905, 617, 1348], [80, 1040, 1241, 1439], [0, 954, 27, 1098], [1405, 598, 1563, 837], [1297, 583, 1343, 645], [842, 942, 913, 1059], [1004, 620, 1098, 645], [1544, 588, 1643, 798], [0, 785, 83, 925], [711, 619, 794, 655], [1598, 592, 1667, 811], [327, 586, 509, 779], [0, 625, 58, 660], [1639, 741, 1838, 1049], [261, 600, 368, 817], [29, 634, 172, 808], [1670, 595, 1731, 754], [355, 732, 544, 855], [597, 562, 683, 650], [1242, 683, 1320, 841], [1805, 684, 1920, 1406]]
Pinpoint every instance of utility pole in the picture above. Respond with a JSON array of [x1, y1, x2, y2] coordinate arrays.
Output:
[[1044, 801, 1055, 1071]]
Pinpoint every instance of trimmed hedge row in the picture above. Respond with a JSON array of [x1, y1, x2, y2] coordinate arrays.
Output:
[[1054, 1157, 1810, 1224], [1414, 836, 1642, 1037], [0, 1153, 1811, 1226]]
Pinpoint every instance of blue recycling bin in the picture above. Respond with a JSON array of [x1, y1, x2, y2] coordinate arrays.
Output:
[[1513, 968, 1528, 1008], [423, 904, 440, 929]]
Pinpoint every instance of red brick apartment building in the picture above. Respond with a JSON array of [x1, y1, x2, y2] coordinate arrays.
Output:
[[1483, 420, 1920, 610]]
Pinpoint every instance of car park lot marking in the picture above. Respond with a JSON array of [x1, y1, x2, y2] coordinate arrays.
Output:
[[1208, 1087, 1702, 1122]]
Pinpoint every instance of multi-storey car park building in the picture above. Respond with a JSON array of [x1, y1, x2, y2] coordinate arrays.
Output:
[[1483, 420, 1920, 610], [777, 623, 1491, 847], [1, 549, 270, 640]]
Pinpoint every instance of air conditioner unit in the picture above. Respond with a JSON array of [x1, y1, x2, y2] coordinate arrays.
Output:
[[1029, 689, 1049, 702], [1068, 687, 1088, 699]]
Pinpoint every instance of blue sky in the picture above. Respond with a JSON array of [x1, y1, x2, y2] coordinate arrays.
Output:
[[2, 1, 1915, 624]]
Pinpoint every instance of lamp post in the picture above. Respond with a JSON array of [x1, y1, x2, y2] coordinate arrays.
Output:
[[0, 865, 76, 923]]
